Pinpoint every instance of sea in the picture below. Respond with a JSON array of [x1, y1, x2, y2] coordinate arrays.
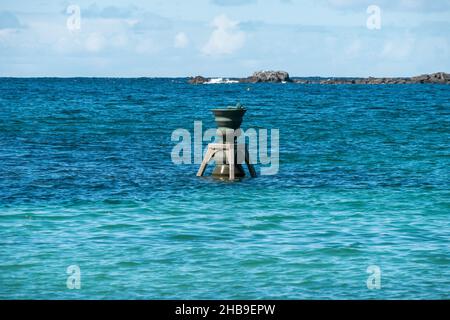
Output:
[[0, 78, 449, 299]]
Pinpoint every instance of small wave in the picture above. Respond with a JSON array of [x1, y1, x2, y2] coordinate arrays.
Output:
[[205, 78, 239, 84]]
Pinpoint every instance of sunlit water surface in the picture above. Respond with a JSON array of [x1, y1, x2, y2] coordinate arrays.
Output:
[[0, 79, 449, 299]]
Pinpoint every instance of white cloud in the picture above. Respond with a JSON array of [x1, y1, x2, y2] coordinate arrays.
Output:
[[381, 37, 415, 60], [174, 32, 189, 48], [325, 0, 450, 11], [134, 37, 159, 54], [345, 39, 362, 57], [211, 0, 257, 5], [85, 33, 106, 52], [82, 4, 139, 19], [202, 14, 245, 56], [0, 29, 15, 40]]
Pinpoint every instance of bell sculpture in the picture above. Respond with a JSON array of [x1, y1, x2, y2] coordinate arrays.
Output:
[[196, 104, 256, 180]]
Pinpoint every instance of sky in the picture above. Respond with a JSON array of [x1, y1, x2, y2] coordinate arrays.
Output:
[[0, 0, 449, 77]]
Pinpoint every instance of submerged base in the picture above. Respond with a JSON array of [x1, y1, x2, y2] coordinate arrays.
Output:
[[212, 164, 246, 177]]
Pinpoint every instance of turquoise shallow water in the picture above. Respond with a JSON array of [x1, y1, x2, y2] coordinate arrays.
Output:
[[0, 78, 449, 299]]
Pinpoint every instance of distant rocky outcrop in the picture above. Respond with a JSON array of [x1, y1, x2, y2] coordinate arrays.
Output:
[[315, 72, 450, 85], [410, 72, 450, 84], [188, 72, 450, 85], [188, 75, 209, 84], [240, 70, 292, 83], [188, 71, 292, 84]]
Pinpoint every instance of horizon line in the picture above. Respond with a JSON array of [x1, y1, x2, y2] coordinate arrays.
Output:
[[0, 72, 448, 79]]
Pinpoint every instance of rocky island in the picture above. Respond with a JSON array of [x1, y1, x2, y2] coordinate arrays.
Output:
[[312, 72, 450, 84], [240, 71, 292, 83], [188, 71, 291, 84], [188, 71, 450, 85]]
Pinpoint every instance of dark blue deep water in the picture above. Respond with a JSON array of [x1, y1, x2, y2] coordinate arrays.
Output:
[[0, 78, 449, 299]]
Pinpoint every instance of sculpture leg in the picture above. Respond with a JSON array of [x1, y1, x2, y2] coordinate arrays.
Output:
[[196, 147, 214, 177], [228, 144, 235, 181], [245, 146, 257, 178]]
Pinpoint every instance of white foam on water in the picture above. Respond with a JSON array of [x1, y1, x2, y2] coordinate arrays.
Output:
[[205, 78, 239, 84]]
